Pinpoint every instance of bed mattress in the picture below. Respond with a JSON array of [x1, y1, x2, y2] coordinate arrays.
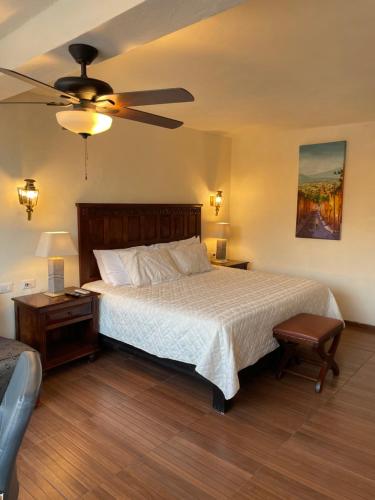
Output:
[[84, 267, 342, 399]]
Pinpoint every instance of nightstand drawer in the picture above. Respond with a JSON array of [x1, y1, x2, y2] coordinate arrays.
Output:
[[46, 302, 92, 325]]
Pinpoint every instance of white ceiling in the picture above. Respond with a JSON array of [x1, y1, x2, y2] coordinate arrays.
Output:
[[0, 0, 56, 39], [3, 0, 375, 133], [87, 0, 375, 132]]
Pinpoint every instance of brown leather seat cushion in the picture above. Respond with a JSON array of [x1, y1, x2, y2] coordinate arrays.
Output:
[[273, 313, 344, 345]]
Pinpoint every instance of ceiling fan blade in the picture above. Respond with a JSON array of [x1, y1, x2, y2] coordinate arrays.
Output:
[[0, 101, 71, 106], [0, 68, 80, 103], [98, 107, 183, 129], [95, 88, 194, 108]]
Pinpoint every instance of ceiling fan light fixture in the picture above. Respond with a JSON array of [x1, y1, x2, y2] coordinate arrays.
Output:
[[56, 110, 112, 136], [1, 44, 193, 132]]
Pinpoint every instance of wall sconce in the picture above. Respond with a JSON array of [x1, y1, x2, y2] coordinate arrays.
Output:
[[17, 178, 39, 221], [210, 190, 223, 216]]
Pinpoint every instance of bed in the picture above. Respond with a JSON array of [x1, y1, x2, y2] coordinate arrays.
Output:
[[77, 203, 342, 413]]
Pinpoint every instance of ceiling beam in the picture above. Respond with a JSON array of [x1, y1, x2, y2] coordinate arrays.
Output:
[[0, 0, 245, 101]]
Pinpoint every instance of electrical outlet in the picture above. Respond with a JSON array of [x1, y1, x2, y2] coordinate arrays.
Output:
[[0, 282, 13, 293], [21, 279, 36, 290]]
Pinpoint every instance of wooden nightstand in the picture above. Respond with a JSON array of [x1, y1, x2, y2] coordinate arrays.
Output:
[[13, 288, 100, 372], [211, 259, 249, 270]]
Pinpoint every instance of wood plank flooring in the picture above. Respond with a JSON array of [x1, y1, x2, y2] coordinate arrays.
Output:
[[18, 325, 375, 499]]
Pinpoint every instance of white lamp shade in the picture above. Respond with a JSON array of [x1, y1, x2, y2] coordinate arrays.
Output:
[[56, 110, 112, 136], [213, 222, 231, 239], [35, 232, 78, 257]]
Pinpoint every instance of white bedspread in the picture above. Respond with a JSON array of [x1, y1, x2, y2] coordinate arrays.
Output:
[[84, 267, 342, 399]]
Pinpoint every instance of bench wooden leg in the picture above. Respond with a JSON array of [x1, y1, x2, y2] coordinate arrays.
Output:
[[331, 359, 340, 377], [329, 333, 341, 376], [276, 340, 298, 379], [315, 359, 329, 393], [314, 332, 342, 393]]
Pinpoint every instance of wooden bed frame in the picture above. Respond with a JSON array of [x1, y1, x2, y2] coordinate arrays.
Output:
[[76, 203, 276, 413], [76, 203, 231, 412]]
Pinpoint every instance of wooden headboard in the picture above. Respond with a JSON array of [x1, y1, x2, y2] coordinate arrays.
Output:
[[76, 203, 202, 285]]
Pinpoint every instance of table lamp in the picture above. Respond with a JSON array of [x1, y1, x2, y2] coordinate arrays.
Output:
[[212, 222, 230, 262], [35, 231, 78, 297]]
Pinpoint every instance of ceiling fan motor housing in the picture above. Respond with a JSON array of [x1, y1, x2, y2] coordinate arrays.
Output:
[[54, 43, 113, 100], [54, 76, 113, 101]]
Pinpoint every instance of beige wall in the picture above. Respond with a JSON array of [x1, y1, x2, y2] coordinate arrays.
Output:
[[0, 105, 231, 338], [2, 104, 374, 335], [229, 122, 375, 325]]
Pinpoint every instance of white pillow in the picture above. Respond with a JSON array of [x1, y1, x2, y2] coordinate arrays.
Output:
[[93, 250, 110, 283], [120, 247, 182, 287], [93, 238, 199, 286], [176, 236, 200, 246], [168, 243, 212, 275], [152, 236, 200, 250], [93, 249, 131, 285]]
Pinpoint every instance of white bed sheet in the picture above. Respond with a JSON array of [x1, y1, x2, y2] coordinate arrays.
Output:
[[84, 267, 342, 399]]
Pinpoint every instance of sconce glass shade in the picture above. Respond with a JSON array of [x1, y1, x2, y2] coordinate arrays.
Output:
[[17, 178, 39, 221], [210, 190, 223, 216], [56, 110, 112, 136]]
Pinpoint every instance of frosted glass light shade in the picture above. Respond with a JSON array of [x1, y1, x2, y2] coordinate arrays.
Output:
[[35, 231, 78, 257], [56, 110, 112, 136]]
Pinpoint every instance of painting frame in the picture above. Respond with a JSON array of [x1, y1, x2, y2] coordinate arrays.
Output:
[[295, 140, 347, 241]]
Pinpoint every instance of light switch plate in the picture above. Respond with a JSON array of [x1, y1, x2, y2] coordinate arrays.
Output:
[[0, 282, 13, 293]]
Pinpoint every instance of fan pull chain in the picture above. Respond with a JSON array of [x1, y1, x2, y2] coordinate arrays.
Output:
[[84, 137, 88, 180]]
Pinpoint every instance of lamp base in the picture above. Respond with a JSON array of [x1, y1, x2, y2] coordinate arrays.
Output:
[[215, 239, 227, 261], [47, 257, 65, 296]]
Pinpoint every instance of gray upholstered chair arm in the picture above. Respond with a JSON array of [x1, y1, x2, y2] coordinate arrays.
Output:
[[0, 352, 42, 499]]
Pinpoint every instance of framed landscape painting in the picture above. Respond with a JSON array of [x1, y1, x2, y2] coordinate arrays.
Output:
[[296, 141, 346, 240]]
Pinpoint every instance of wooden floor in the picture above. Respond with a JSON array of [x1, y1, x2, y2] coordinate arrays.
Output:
[[18, 325, 375, 499]]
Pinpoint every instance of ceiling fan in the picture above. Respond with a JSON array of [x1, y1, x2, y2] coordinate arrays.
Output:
[[0, 43, 194, 137]]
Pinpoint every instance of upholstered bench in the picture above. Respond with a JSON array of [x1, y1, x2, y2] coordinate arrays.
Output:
[[273, 313, 344, 393], [0, 337, 36, 401]]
